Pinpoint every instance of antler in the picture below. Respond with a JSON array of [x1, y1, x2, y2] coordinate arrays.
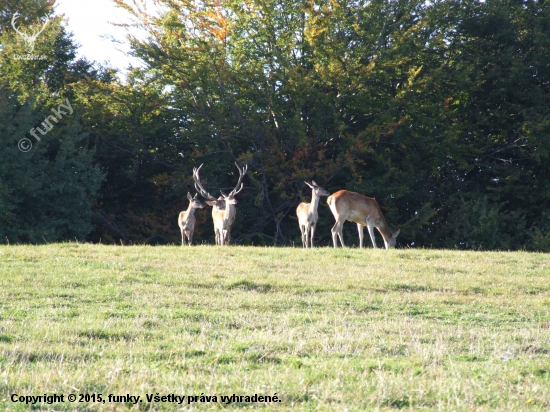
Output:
[[193, 164, 217, 201], [30, 17, 49, 40], [229, 162, 248, 197], [11, 14, 28, 39]]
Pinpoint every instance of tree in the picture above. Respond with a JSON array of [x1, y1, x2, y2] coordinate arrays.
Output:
[[0, 0, 103, 243]]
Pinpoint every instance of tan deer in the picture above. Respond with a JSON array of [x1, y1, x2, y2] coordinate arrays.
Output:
[[327, 190, 400, 249], [296, 181, 330, 248], [178, 193, 204, 245], [193, 162, 248, 245]]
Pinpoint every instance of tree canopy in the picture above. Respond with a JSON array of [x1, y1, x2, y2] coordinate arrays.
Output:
[[1, 0, 549, 250]]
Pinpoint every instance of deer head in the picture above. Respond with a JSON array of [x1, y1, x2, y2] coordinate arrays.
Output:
[[187, 192, 204, 210], [304, 180, 330, 197]]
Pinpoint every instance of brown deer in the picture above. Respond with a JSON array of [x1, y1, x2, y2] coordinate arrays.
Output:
[[296, 181, 330, 248], [178, 193, 204, 245], [327, 190, 400, 249], [193, 162, 248, 245]]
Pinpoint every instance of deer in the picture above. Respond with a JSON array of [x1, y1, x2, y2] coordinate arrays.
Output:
[[193, 162, 248, 245], [327, 190, 400, 249], [11, 13, 49, 54], [296, 181, 330, 248], [178, 192, 204, 245]]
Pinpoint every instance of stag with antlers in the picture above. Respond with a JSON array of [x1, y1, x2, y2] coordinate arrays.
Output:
[[178, 193, 204, 246], [193, 162, 248, 246], [11, 13, 49, 54]]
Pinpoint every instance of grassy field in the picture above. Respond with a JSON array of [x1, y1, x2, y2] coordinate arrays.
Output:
[[0, 244, 549, 411]]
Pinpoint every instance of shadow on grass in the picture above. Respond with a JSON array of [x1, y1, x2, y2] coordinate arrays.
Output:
[[228, 280, 276, 293], [5, 350, 98, 363], [77, 330, 136, 341]]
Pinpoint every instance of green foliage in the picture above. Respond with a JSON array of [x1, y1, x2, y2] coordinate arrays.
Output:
[[3, 0, 550, 249], [0, 87, 103, 243], [436, 196, 525, 250], [529, 226, 550, 253], [0, 3, 103, 243]]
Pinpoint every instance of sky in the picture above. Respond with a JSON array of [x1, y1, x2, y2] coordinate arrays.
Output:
[[54, 0, 144, 75]]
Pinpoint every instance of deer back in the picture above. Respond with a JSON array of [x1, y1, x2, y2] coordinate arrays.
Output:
[[329, 190, 384, 223]]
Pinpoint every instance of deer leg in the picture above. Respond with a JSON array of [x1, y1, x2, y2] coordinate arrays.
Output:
[[181, 229, 186, 245], [338, 222, 345, 248], [299, 224, 306, 248], [331, 221, 338, 247], [357, 223, 364, 248], [366, 219, 377, 248], [331, 220, 345, 248], [310, 223, 316, 248], [188, 230, 193, 246]]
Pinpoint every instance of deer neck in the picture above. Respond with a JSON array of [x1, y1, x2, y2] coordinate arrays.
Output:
[[186, 205, 197, 219], [309, 193, 321, 214], [376, 218, 394, 248], [224, 202, 236, 221]]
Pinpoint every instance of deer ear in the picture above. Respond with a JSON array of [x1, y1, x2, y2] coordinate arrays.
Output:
[[304, 181, 313, 188], [205, 200, 214, 206], [220, 190, 228, 198], [393, 229, 400, 238], [187, 192, 193, 201], [311, 180, 318, 186]]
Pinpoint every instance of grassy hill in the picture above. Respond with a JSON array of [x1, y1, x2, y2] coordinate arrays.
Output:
[[0, 244, 549, 410]]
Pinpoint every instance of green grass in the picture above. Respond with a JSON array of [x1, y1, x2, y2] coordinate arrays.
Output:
[[0, 244, 550, 410]]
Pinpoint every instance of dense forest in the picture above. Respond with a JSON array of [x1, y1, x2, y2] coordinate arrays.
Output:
[[1, 0, 549, 249]]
